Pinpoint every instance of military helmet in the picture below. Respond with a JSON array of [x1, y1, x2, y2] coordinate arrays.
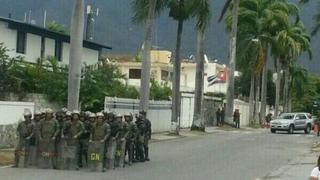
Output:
[[34, 110, 42, 116], [115, 113, 122, 118], [96, 112, 104, 117], [23, 109, 32, 116], [89, 113, 96, 118], [66, 111, 72, 116], [61, 107, 68, 113], [46, 108, 54, 114], [124, 113, 132, 117], [72, 110, 80, 115]]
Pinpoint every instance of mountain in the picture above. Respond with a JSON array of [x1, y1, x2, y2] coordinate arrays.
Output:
[[0, 0, 319, 73]]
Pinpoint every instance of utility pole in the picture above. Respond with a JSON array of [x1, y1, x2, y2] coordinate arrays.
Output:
[[68, 0, 85, 111], [85, 5, 99, 41], [43, 10, 47, 28]]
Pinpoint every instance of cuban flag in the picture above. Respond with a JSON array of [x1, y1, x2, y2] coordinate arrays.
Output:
[[207, 69, 227, 87]]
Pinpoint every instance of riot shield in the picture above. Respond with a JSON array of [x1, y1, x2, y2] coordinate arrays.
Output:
[[38, 139, 55, 169], [88, 141, 105, 172]]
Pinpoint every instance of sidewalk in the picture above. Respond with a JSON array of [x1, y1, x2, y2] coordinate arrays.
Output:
[[259, 141, 320, 180], [151, 126, 259, 142], [259, 153, 317, 180]]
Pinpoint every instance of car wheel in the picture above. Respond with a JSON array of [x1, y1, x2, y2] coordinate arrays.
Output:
[[305, 124, 311, 134], [288, 125, 294, 134], [271, 129, 276, 133]]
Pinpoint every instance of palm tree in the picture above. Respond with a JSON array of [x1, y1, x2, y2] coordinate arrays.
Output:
[[224, 0, 240, 124], [169, 0, 193, 134], [68, 0, 85, 111], [132, 0, 193, 134], [132, 0, 159, 112], [288, 61, 308, 111], [275, 21, 312, 112], [190, 0, 211, 131]]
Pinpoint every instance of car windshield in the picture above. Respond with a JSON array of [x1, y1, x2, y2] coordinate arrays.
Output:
[[279, 114, 294, 119]]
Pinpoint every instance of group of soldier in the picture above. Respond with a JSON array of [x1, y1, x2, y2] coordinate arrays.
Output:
[[12, 108, 152, 172]]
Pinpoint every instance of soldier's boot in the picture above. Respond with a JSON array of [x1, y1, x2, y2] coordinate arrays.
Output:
[[24, 154, 29, 168], [12, 152, 19, 168], [110, 159, 115, 170], [144, 147, 150, 161]]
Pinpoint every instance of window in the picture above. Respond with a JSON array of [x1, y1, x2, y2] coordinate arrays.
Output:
[[55, 41, 63, 62], [161, 70, 169, 80], [129, 69, 141, 79], [16, 31, 26, 54]]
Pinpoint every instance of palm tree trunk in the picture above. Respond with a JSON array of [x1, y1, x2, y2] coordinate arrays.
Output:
[[283, 64, 289, 112], [275, 58, 281, 117], [249, 72, 255, 125], [225, 0, 239, 124], [139, 0, 157, 112], [67, 0, 85, 111], [191, 28, 205, 132], [171, 2, 184, 135], [254, 73, 261, 124], [260, 45, 268, 122]]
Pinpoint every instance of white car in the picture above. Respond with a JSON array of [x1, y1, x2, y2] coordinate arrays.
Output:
[[270, 113, 313, 134]]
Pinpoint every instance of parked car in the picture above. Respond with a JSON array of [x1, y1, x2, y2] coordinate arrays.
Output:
[[270, 113, 313, 134]]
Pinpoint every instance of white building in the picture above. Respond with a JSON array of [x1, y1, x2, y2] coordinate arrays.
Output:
[[0, 17, 111, 65], [106, 50, 228, 94]]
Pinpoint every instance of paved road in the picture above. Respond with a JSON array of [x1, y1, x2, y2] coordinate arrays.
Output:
[[0, 129, 316, 180]]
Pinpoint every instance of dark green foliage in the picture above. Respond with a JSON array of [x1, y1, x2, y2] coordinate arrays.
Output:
[[46, 21, 68, 34], [149, 79, 171, 101]]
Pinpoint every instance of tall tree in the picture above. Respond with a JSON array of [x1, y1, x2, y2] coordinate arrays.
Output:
[[225, 0, 239, 124], [169, 0, 192, 134], [191, 0, 211, 131], [132, 0, 158, 112], [67, 0, 85, 111]]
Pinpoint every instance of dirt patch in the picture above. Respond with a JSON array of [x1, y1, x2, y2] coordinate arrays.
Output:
[[0, 149, 14, 166]]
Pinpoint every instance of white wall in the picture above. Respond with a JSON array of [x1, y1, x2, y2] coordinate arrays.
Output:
[[0, 101, 35, 125], [25, 33, 42, 63], [44, 38, 55, 58], [0, 21, 99, 65], [0, 21, 18, 58], [61, 43, 99, 65], [180, 63, 227, 94], [105, 97, 172, 133]]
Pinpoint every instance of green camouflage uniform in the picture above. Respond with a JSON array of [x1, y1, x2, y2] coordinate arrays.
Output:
[[13, 118, 34, 168], [89, 121, 110, 172], [38, 117, 59, 169]]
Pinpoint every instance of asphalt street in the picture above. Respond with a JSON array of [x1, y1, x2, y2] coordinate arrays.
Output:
[[0, 129, 316, 180]]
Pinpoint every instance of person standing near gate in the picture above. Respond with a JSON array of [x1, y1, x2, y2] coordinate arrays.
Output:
[[221, 107, 225, 126], [216, 108, 221, 127], [12, 109, 34, 168], [38, 109, 59, 169], [233, 109, 240, 129]]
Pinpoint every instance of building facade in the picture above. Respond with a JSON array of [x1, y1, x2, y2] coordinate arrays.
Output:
[[106, 50, 227, 94], [0, 17, 111, 65]]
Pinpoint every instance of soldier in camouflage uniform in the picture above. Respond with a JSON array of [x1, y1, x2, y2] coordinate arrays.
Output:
[[115, 114, 128, 168], [88, 112, 110, 172], [106, 112, 119, 170], [12, 110, 34, 168], [78, 111, 90, 168], [124, 113, 137, 166], [54, 111, 65, 169], [135, 113, 145, 162], [29, 110, 42, 167], [38, 109, 59, 169], [140, 111, 152, 161], [62, 110, 84, 170]]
